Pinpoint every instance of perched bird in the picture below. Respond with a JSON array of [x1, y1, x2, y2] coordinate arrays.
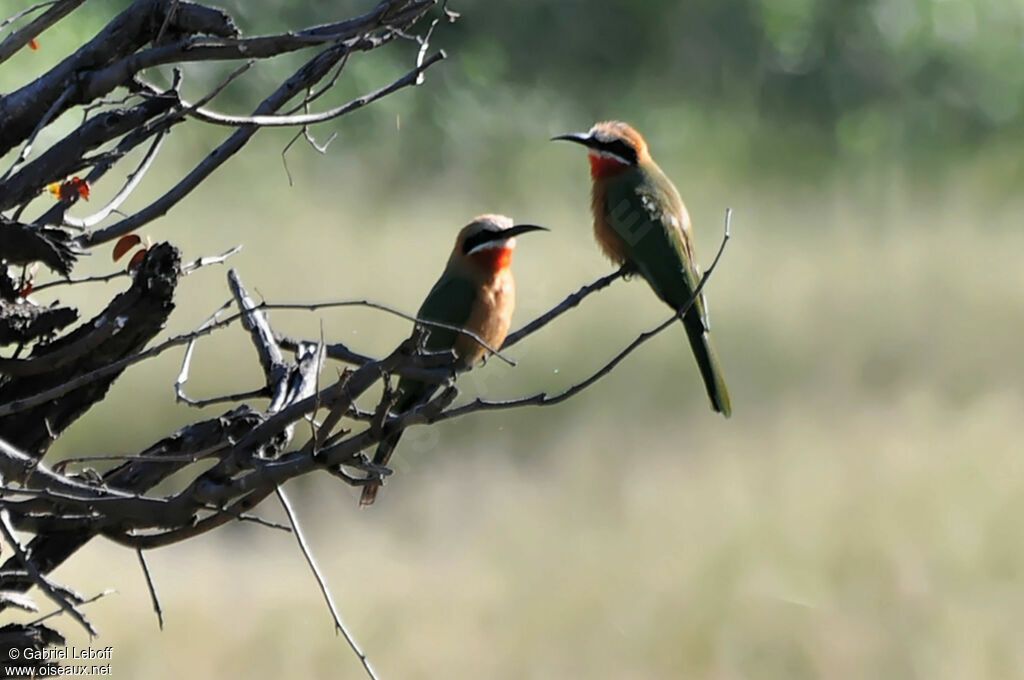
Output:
[[360, 215, 547, 506], [553, 121, 731, 416]]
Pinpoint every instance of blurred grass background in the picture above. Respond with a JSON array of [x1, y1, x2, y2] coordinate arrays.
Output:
[[3, 0, 1024, 677]]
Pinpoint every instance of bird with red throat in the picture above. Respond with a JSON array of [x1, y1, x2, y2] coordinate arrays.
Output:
[[553, 121, 731, 416], [360, 215, 547, 506]]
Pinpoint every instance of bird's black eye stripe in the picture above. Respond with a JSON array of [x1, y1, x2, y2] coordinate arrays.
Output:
[[594, 139, 638, 165], [462, 229, 504, 254]]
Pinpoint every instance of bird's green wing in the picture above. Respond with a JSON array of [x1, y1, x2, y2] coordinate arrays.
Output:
[[602, 165, 731, 416], [415, 272, 479, 353], [391, 272, 477, 411], [604, 167, 706, 321]]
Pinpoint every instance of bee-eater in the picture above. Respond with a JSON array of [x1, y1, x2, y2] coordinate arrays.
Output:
[[553, 121, 731, 416], [360, 215, 547, 506]]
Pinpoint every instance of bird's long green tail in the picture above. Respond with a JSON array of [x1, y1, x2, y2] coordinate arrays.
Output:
[[681, 310, 731, 417], [359, 380, 425, 506]]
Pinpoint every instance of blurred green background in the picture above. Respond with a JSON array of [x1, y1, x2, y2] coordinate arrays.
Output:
[[3, 0, 1024, 678]]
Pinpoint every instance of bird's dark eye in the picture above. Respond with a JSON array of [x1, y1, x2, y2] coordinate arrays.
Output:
[[601, 140, 638, 165], [462, 229, 502, 254]]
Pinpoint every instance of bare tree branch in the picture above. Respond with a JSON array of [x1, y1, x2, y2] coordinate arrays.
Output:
[[0, 509, 96, 637], [0, 3, 738, 667], [169, 51, 445, 128], [0, 85, 73, 183], [0, 0, 88, 67], [0, 0, 239, 154], [1, 97, 174, 212]]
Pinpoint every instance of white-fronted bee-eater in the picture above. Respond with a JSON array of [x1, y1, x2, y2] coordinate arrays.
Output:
[[360, 215, 547, 506], [553, 120, 731, 416]]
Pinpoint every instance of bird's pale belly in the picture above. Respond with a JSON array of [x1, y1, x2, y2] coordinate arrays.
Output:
[[455, 272, 515, 366]]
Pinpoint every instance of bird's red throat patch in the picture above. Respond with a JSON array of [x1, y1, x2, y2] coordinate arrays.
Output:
[[470, 245, 514, 272], [588, 152, 630, 179]]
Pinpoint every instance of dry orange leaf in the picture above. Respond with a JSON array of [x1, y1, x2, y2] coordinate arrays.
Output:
[[127, 248, 148, 272], [112, 234, 142, 262]]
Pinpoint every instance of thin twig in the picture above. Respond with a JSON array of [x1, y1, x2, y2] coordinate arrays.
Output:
[[278, 266, 628, 365], [79, 91, 142, 125], [275, 486, 378, 680], [172, 51, 445, 128], [1, 85, 72, 181], [0, 0, 87, 65], [198, 506, 290, 533], [135, 548, 163, 629], [0, 1, 60, 32], [256, 300, 516, 367], [277, 335, 375, 366], [308, 323, 327, 447], [0, 292, 483, 418], [152, 0, 180, 46], [52, 452, 204, 468], [31, 270, 129, 293], [179, 387, 269, 409], [28, 590, 114, 628], [61, 129, 167, 229], [78, 35, 415, 247], [502, 266, 629, 349], [174, 299, 234, 404], [280, 49, 351, 185], [31, 243, 239, 295], [0, 307, 241, 418], [180, 245, 243, 274]]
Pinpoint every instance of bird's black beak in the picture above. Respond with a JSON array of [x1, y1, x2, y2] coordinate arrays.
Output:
[[551, 132, 594, 148], [505, 224, 549, 238]]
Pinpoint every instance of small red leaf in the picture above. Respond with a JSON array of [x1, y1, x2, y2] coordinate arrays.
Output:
[[29, 39, 39, 51], [113, 234, 142, 262], [71, 176, 89, 200], [18, 263, 38, 298], [49, 176, 90, 202], [127, 248, 148, 271]]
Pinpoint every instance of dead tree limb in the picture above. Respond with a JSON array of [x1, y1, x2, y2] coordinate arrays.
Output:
[[0, 1, 733, 673], [0, 0, 449, 663]]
